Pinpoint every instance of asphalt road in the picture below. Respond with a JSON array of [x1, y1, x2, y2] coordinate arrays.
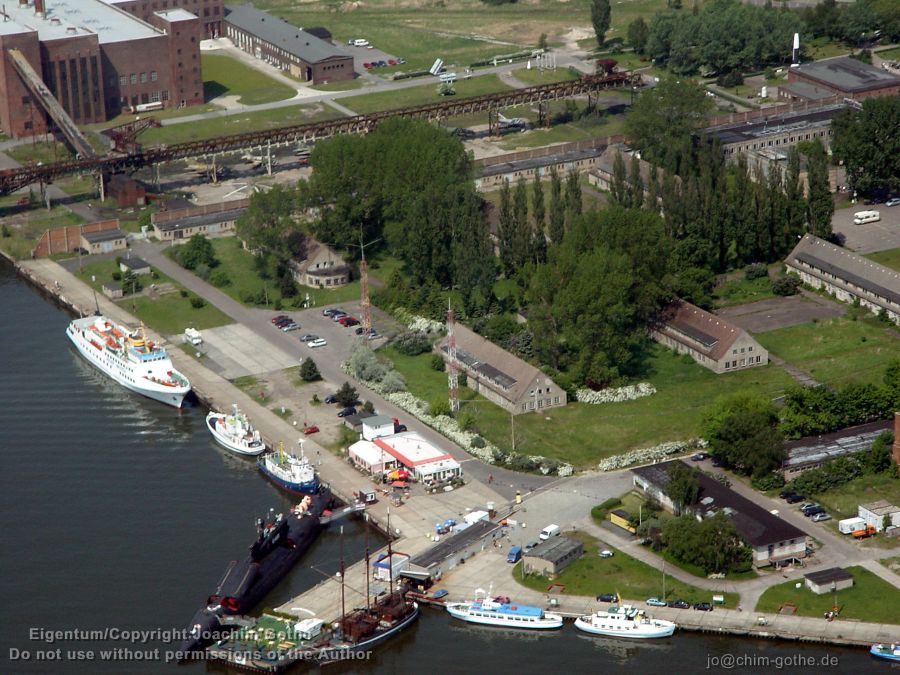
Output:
[[130, 240, 554, 498]]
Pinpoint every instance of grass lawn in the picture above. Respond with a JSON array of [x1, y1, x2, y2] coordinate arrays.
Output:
[[865, 247, 900, 273], [382, 343, 794, 466], [755, 566, 900, 623], [140, 103, 343, 147], [340, 74, 513, 114], [809, 473, 900, 530], [713, 274, 777, 308], [754, 316, 898, 387], [496, 110, 628, 150], [0, 206, 85, 260], [805, 37, 851, 61], [310, 79, 366, 92], [513, 531, 739, 607], [203, 237, 402, 310], [73, 259, 230, 336], [512, 67, 579, 87], [7, 141, 73, 166], [876, 46, 900, 61], [201, 54, 296, 105]]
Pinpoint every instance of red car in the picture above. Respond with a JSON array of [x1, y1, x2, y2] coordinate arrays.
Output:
[[363, 62, 373, 69], [303, 425, 319, 435], [338, 316, 359, 327], [388, 59, 397, 66], [271, 315, 289, 324]]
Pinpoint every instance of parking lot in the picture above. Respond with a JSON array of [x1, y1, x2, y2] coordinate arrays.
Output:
[[717, 292, 845, 333], [833, 203, 900, 254], [344, 41, 403, 79], [198, 323, 299, 379]]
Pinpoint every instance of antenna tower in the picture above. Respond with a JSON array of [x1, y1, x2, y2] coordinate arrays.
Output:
[[447, 299, 459, 413], [360, 239, 371, 334]]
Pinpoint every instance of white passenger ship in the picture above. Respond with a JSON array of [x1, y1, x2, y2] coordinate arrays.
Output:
[[574, 605, 676, 639], [446, 589, 563, 629], [67, 315, 191, 407]]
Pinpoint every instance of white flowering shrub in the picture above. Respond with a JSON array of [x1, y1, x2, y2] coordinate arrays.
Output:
[[597, 438, 707, 472], [392, 306, 445, 334], [575, 383, 656, 404]]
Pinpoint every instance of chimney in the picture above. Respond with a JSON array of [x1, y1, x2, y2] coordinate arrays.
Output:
[[893, 412, 900, 478], [34, 0, 43, 17]]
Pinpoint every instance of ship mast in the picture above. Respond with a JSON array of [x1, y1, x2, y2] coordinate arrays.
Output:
[[364, 512, 371, 610], [387, 509, 394, 596], [339, 524, 346, 629]]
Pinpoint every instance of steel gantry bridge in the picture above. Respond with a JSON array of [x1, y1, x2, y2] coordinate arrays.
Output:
[[0, 72, 638, 196]]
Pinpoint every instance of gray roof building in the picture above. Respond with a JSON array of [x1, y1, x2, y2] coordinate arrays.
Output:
[[788, 57, 900, 98], [782, 419, 892, 477], [523, 536, 584, 575], [785, 234, 900, 324], [224, 5, 350, 64], [81, 228, 127, 244]]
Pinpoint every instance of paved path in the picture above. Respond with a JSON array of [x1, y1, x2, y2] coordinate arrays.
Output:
[[324, 99, 359, 117], [768, 353, 820, 387]]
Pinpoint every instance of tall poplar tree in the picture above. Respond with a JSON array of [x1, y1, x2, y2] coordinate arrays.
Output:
[[591, 0, 611, 47], [806, 142, 834, 239], [548, 168, 565, 244], [629, 155, 645, 209], [498, 179, 515, 274], [610, 152, 630, 207], [564, 169, 582, 231]]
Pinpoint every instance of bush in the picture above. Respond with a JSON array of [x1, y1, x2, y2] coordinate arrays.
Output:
[[380, 370, 407, 393], [111, 271, 122, 281], [751, 472, 785, 491], [456, 410, 476, 431], [299, 358, 322, 382], [348, 345, 387, 382], [744, 263, 768, 281], [194, 263, 210, 281], [1, 224, 11, 238], [362, 400, 375, 414], [470, 436, 486, 449], [716, 71, 744, 88], [273, 298, 282, 311], [429, 397, 451, 417], [772, 274, 801, 296], [394, 331, 432, 356], [189, 296, 206, 309], [209, 269, 231, 287], [179, 289, 189, 298], [430, 354, 445, 371]]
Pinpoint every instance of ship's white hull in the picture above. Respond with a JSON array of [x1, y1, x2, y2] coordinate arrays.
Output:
[[573, 616, 675, 639], [206, 413, 266, 456], [446, 603, 563, 629], [67, 318, 190, 408]]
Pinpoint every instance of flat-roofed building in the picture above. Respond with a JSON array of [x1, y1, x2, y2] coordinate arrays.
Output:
[[373, 432, 462, 483], [436, 323, 566, 416], [785, 234, 900, 325], [859, 501, 900, 532], [783, 56, 900, 101], [522, 536, 584, 576], [651, 299, 767, 373], [804, 567, 853, 594], [81, 227, 127, 254]]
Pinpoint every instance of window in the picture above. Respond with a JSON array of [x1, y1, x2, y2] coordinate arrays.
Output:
[[120, 75, 127, 86], [151, 71, 157, 82], [130, 73, 137, 84], [553, 396, 559, 404], [732, 349, 737, 355], [748, 346, 753, 352], [150, 91, 160, 103], [140, 72, 147, 83]]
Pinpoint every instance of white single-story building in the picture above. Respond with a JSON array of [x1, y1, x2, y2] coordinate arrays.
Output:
[[804, 567, 854, 595], [859, 501, 900, 532], [373, 432, 462, 483], [362, 415, 395, 442], [348, 439, 398, 476]]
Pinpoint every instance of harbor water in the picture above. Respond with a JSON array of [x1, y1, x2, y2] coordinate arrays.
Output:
[[0, 258, 878, 674]]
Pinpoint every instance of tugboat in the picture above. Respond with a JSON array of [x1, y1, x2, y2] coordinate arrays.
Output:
[[206, 404, 266, 456], [178, 488, 332, 658], [257, 442, 319, 494]]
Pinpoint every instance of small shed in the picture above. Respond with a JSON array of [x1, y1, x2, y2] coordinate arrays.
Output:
[[119, 256, 151, 276], [348, 439, 397, 475], [102, 282, 123, 299], [343, 412, 375, 433], [107, 174, 146, 208], [522, 536, 584, 576], [81, 228, 127, 254], [373, 552, 410, 581], [609, 509, 636, 534], [859, 501, 900, 532], [804, 567, 854, 595], [362, 415, 395, 441]]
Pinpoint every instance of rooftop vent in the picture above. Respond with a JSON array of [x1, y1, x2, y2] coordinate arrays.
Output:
[[65, 25, 75, 34]]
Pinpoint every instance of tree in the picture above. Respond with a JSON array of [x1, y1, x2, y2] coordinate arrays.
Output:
[[235, 184, 298, 257], [121, 269, 142, 295], [335, 381, 359, 407], [177, 235, 218, 271], [538, 32, 548, 51], [703, 394, 784, 477], [661, 513, 751, 574], [591, 0, 611, 46], [629, 155, 645, 209], [627, 16, 649, 54], [512, 177, 531, 267], [532, 173, 546, 241], [666, 462, 700, 513], [646, 163, 660, 212], [805, 141, 833, 239], [624, 78, 713, 170], [831, 97, 900, 199], [299, 358, 321, 382], [548, 168, 565, 244], [564, 168, 582, 231], [498, 179, 515, 274], [783, 147, 806, 250], [610, 152, 630, 207]]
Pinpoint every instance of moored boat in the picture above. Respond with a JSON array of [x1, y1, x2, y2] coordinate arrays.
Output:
[[446, 589, 563, 630], [870, 643, 900, 662], [573, 604, 676, 639], [206, 405, 266, 456], [67, 315, 190, 407], [207, 613, 329, 673], [257, 443, 319, 494]]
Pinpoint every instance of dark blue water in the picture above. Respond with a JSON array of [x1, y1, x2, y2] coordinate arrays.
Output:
[[0, 258, 879, 674]]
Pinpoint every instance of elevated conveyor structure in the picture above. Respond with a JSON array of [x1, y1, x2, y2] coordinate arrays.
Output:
[[6, 48, 96, 161], [0, 72, 638, 195]]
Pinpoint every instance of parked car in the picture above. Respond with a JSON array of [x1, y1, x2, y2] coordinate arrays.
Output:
[[804, 506, 826, 518], [322, 308, 342, 317], [667, 599, 690, 609], [886, 197, 900, 207], [337, 406, 357, 417], [710, 457, 723, 467], [340, 318, 360, 327], [596, 594, 618, 603], [811, 512, 832, 522], [646, 598, 668, 607], [363, 62, 373, 69], [779, 489, 796, 500], [397, 57, 406, 64], [281, 322, 300, 332], [693, 602, 713, 611], [800, 503, 821, 515], [785, 493, 805, 504], [307, 338, 327, 348], [299, 334, 318, 342], [331, 312, 348, 322], [302, 425, 319, 435], [324, 394, 338, 404], [367, 331, 381, 340], [598, 550, 614, 558], [271, 315, 289, 324], [691, 452, 708, 461], [523, 541, 538, 553], [388, 59, 397, 65], [274, 317, 292, 326]]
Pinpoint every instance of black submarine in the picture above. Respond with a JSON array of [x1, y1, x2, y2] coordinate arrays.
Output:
[[178, 487, 333, 657]]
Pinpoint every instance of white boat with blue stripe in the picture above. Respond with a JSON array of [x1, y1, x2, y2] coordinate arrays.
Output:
[[446, 589, 563, 630], [574, 604, 676, 639]]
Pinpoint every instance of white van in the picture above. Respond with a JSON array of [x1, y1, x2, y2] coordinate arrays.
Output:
[[539, 524, 560, 540], [352, 39, 369, 47], [853, 210, 880, 225]]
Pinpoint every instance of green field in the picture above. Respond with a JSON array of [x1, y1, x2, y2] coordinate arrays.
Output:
[[0, 207, 84, 260], [514, 531, 739, 607], [140, 103, 343, 147], [713, 274, 777, 308], [497, 113, 627, 150], [511, 67, 580, 87], [310, 79, 366, 92], [382, 343, 793, 466], [7, 141, 73, 166], [201, 54, 296, 105], [73, 260, 231, 336], [340, 75, 514, 114], [755, 566, 900, 623], [755, 316, 898, 387], [808, 473, 900, 529], [865, 248, 900, 273], [202, 237, 402, 310], [876, 46, 900, 61]]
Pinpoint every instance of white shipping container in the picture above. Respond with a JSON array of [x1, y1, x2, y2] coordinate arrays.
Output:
[[838, 517, 866, 534]]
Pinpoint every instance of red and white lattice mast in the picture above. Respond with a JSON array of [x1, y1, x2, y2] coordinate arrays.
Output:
[[360, 240, 371, 335], [447, 299, 459, 413]]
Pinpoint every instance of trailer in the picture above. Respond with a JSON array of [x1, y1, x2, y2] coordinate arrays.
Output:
[[838, 517, 866, 535]]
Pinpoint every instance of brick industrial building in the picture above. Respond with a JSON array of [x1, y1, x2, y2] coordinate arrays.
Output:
[[0, 0, 204, 139], [109, 0, 224, 39], [780, 56, 900, 102]]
